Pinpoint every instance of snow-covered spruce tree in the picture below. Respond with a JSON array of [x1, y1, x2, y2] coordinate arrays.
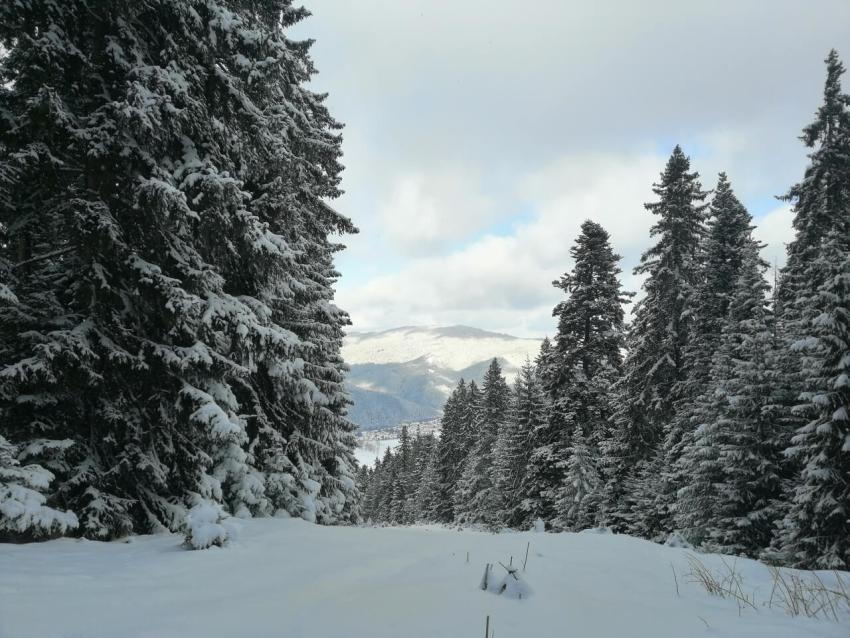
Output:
[[537, 220, 630, 530], [775, 230, 850, 568], [536, 337, 553, 379], [658, 173, 758, 532], [361, 457, 380, 522], [454, 359, 510, 527], [458, 380, 481, 463], [607, 146, 707, 537], [677, 238, 783, 554], [433, 379, 468, 522], [780, 50, 850, 304], [355, 464, 371, 505], [412, 435, 440, 522], [365, 452, 397, 524], [0, 434, 78, 540], [393, 425, 413, 524], [492, 359, 542, 528], [0, 1, 357, 538], [555, 423, 601, 532], [522, 340, 555, 526], [374, 447, 396, 523], [705, 243, 783, 557], [755, 50, 850, 564], [768, 51, 850, 548]]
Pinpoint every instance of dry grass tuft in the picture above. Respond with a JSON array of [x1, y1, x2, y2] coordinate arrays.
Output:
[[681, 553, 850, 622], [767, 565, 850, 622]]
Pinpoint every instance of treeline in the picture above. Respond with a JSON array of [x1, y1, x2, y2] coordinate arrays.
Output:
[[0, 1, 359, 541], [362, 51, 850, 570]]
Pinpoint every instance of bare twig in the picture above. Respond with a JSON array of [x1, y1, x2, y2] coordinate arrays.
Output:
[[671, 563, 680, 597], [12, 246, 74, 269]]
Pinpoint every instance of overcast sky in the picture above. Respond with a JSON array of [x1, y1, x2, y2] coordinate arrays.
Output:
[[294, 0, 850, 337]]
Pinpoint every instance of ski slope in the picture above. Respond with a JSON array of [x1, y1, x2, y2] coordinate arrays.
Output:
[[1, 518, 847, 638]]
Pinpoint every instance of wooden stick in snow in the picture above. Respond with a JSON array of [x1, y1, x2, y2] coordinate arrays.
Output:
[[480, 563, 491, 590]]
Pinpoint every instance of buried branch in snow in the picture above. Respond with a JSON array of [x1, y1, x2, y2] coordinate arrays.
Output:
[[480, 561, 532, 600]]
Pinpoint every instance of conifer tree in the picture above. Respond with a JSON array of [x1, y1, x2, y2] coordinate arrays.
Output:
[[530, 221, 630, 526], [0, 434, 79, 540], [608, 146, 707, 534], [434, 380, 468, 522], [658, 173, 758, 531], [555, 424, 600, 531], [677, 239, 782, 552], [413, 440, 440, 522], [770, 50, 850, 568], [706, 245, 783, 556], [771, 50, 850, 504], [522, 342, 556, 526], [781, 50, 850, 296], [454, 359, 509, 527], [776, 230, 850, 568], [492, 360, 543, 528], [0, 0, 358, 538]]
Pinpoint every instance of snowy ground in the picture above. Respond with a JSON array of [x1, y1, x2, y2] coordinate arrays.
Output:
[[1, 519, 847, 638]]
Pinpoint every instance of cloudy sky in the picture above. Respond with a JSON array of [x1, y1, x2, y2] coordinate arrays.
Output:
[[294, 1, 850, 337]]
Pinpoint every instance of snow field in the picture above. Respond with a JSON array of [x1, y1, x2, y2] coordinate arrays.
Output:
[[0, 518, 847, 638]]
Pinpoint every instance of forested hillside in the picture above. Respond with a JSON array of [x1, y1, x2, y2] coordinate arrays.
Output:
[[362, 51, 850, 570]]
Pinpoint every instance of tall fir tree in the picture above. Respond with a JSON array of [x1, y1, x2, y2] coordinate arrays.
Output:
[[492, 359, 543, 528], [771, 49, 850, 507], [0, 0, 358, 538], [677, 238, 782, 553], [658, 173, 757, 532], [433, 380, 468, 522], [529, 221, 630, 527], [607, 146, 707, 535], [555, 423, 601, 532], [776, 230, 850, 568], [781, 50, 850, 296], [413, 436, 440, 522], [706, 244, 783, 556], [454, 359, 509, 527], [770, 50, 850, 568]]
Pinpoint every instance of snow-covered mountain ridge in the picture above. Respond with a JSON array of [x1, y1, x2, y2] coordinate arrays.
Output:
[[343, 326, 542, 430], [344, 325, 541, 371]]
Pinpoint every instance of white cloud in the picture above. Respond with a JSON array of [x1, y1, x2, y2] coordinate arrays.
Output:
[[378, 166, 500, 255], [298, 0, 847, 334], [339, 153, 662, 336], [754, 204, 795, 271], [338, 152, 798, 337]]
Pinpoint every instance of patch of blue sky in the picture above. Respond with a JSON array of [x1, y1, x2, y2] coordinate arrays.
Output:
[[442, 207, 538, 254]]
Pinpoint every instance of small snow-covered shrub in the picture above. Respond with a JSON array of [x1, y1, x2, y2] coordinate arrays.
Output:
[[300, 478, 321, 523], [0, 435, 78, 540], [184, 501, 239, 550], [533, 518, 545, 533], [664, 531, 693, 549]]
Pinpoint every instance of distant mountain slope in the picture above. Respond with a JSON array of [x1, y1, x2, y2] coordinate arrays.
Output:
[[343, 326, 542, 430]]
